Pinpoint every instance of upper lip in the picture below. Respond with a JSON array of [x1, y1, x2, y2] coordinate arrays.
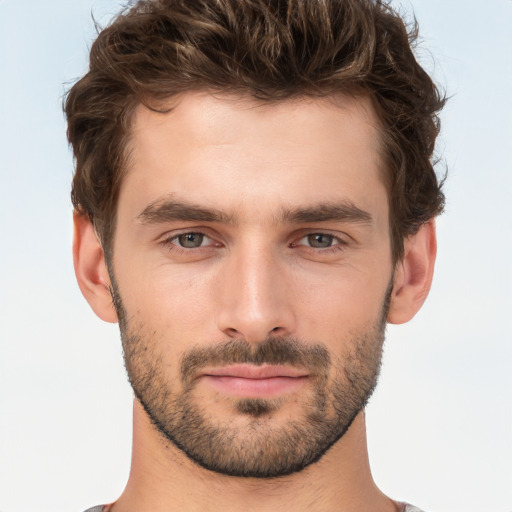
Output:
[[201, 364, 309, 379]]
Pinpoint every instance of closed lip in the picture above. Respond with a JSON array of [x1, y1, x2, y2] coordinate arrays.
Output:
[[200, 364, 309, 379]]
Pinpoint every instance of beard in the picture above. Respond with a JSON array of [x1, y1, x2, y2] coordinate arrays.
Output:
[[111, 279, 391, 479]]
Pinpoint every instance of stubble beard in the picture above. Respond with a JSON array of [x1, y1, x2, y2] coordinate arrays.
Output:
[[112, 280, 391, 479]]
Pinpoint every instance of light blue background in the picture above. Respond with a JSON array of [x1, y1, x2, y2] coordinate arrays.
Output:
[[0, 1, 511, 511]]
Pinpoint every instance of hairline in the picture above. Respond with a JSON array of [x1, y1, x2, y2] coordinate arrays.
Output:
[[98, 88, 401, 266]]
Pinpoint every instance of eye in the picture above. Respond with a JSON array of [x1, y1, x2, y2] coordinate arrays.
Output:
[[171, 232, 211, 249], [290, 232, 350, 257], [305, 233, 334, 248], [159, 230, 222, 260], [298, 233, 339, 249]]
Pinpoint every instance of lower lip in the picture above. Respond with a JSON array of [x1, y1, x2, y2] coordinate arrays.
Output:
[[201, 375, 308, 398]]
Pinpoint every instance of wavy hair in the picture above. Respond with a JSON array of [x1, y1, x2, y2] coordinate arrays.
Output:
[[65, 0, 446, 262]]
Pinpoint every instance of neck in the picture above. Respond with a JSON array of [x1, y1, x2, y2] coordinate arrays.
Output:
[[111, 401, 398, 512]]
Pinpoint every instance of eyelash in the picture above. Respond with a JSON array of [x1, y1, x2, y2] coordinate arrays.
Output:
[[159, 231, 348, 255], [160, 231, 216, 253], [292, 233, 348, 254]]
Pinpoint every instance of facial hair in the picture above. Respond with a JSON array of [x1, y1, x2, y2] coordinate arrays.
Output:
[[112, 279, 392, 479]]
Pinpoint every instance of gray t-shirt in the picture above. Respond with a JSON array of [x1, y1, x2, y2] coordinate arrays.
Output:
[[402, 505, 426, 512], [84, 503, 425, 511]]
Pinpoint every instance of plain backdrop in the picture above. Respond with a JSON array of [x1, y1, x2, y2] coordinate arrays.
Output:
[[0, 1, 511, 511]]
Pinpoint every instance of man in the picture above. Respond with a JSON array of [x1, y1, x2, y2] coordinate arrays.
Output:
[[66, 0, 445, 510]]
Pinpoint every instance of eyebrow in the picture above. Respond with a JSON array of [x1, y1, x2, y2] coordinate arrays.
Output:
[[282, 202, 373, 225], [137, 198, 373, 226], [137, 199, 233, 224]]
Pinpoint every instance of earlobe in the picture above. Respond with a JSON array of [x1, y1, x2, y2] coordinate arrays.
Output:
[[73, 212, 118, 323], [387, 220, 437, 325]]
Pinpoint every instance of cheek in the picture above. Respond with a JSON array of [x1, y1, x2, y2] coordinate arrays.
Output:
[[292, 266, 389, 336], [113, 239, 392, 346], [116, 259, 216, 335]]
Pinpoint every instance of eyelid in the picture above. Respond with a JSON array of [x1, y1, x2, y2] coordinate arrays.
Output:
[[292, 230, 349, 246], [157, 228, 350, 254], [159, 229, 219, 249], [171, 232, 211, 246]]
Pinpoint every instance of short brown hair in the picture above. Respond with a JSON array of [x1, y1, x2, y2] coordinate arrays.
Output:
[[65, 0, 445, 262]]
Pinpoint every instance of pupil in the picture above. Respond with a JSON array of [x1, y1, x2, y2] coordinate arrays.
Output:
[[179, 233, 203, 248], [308, 234, 333, 248]]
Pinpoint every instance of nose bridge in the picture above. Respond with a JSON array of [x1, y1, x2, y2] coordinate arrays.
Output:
[[216, 237, 294, 342]]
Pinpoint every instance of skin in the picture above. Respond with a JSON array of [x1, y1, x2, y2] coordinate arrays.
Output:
[[74, 92, 437, 512]]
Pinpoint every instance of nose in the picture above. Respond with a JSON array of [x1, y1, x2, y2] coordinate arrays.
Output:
[[215, 244, 296, 343]]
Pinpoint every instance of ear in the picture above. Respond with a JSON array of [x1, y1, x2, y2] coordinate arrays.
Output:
[[387, 220, 437, 325], [73, 212, 118, 323]]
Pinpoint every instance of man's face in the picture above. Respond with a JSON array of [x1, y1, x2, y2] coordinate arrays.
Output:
[[111, 92, 394, 477]]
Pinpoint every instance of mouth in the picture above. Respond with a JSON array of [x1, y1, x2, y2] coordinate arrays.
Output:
[[199, 364, 310, 398]]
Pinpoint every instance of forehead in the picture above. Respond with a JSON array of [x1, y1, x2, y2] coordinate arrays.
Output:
[[130, 92, 383, 161], [121, 92, 387, 224]]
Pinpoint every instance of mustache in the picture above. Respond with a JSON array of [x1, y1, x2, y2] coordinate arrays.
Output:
[[180, 337, 331, 385]]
